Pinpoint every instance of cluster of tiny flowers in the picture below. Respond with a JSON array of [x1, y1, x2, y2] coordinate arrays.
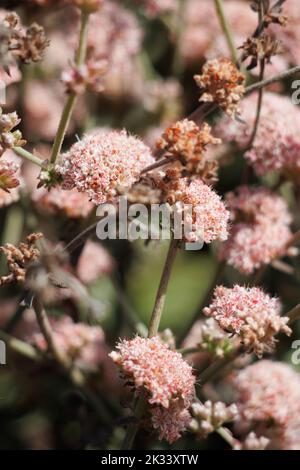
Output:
[[156, 119, 220, 182], [162, 177, 229, 243], [189, 401, 238, 439], [219, 186, 295, 274], [32, 187, 95, 219], [136, 0, 178, 18], [216, 92, 300, 181], [76, 240, 115, 284], [26, 316, 107, 371], [0, 109, 25, 157], [110, 336, 196, 443], [57, 129, 154, 204], [62, 59, 107, 95], [194, 58, 245, 117], [233, 361, 300, 449], [1, 12, 49, 66], [0, 233, 43, 286], [234, 432, 270, 451], [0, 159, 20, 192], [203, 285, 291, 357]]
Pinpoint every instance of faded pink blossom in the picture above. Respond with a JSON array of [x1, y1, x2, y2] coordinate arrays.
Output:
[[203, 285, 291, 356], [216, 92, 300, 181], [0, 150, 22, 208], [233, 360, 300, 450], [32, 186, 95, 219], [58, 128, 154, 204], [219, 186, 295, 274], [110, 336, 195, 443], [76, 240, 114, 283], [26, 316, 107, 371]]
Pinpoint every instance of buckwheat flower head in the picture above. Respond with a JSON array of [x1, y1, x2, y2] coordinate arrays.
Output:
[[156, 119, 220, 182], [0, 159, 20, 192], [58, 129, 154, 204], [110, 336, 195, 408], [110, 336, 195, 442], [233, 361, 300, 449], [151, 404, 191, 444], [194, 58, 245, 117], [225, 186, 292, 227], [189, 400, 238, 439], [32, 187, 94, 219], [219, 223, 294, 275], [0, 150, 22, 208], [216, 92, 300, 180], [76, 240, 115, 284], [203, 285, 291, 356], [26, 316, 107, 370], [218, 186, 295, 273], [163, 178, 229, 243]]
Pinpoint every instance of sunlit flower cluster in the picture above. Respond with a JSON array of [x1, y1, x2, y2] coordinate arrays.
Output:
[[163, 177, 229, 243], [203, 285, 291, 356], [110, 336, 195, 443], [58, 129, 154, 204]]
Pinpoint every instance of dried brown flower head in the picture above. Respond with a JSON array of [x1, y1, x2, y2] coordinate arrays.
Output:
[[62, 59, 107, 95], [0, 12, 49, 71], [0, 233, 43, 286], [239, 34, 283, 69], [156, 119, 220, 183], [194, 58, 245, 118]]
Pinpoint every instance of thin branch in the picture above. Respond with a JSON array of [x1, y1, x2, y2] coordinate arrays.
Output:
[[245, 64, 300, 94], [13, 147, 43, 167], [0, 329, 43, 362], [50, 11, 90, 164], [214, 0, 238, 63]]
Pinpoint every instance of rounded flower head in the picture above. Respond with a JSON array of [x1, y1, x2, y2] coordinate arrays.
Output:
[[233, 360, 300, 449], [156, 119, 220, 182], [163, 177, 229, 244], [219, 186, 295, 274], [58, 129, 154, 204], [216, 92, 300, 181], [110, 336, 195, 443], [194, 58, 245, 117], [32, 186, 94, 218], [203, 285, 291, 356], [27, 316, 107, 370]]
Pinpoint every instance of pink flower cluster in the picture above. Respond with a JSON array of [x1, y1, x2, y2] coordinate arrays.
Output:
[[110, 336, 195, 443], [203, 285, 291, 356], [169, 178, 229, 244], [216, 92, 300, 181], [76, 240, 115, 284], [233, 360, 300, 450], [32, 186, 94, 219], [0, 150, 22, 208], [219, 186, 295, 274], [57, 129, 154, 204], [26, 316, 107, 371]]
